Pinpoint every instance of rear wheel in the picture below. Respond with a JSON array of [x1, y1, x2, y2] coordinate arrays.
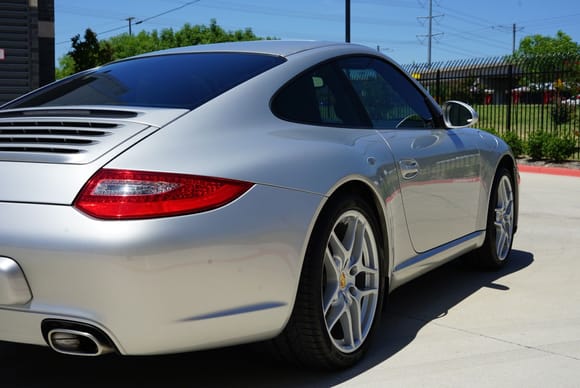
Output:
[[473, 167, 515, 268], [274, 195, 385, 369]]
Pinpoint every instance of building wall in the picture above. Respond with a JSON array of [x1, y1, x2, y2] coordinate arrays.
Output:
[[0, 0, 54, 105]]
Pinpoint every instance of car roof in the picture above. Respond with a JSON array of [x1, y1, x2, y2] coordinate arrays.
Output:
[[136, 40, 366, 59]]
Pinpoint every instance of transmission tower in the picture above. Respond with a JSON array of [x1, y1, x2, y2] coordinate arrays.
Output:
[[417, 0, 443, 66]]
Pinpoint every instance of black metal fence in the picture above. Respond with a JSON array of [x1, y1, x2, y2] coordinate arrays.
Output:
[[402, 55, 580, 160]]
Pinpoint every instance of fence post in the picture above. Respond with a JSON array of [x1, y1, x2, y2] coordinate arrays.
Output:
[[436, 69, 441, 103], [506, 64, 513, 132]]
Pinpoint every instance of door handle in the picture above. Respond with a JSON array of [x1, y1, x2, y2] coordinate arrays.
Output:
[[399, 159, 420, 180]]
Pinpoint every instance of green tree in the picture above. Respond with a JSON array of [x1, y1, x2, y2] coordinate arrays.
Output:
[[513, 31, 580, 96], [106, 30, 162, 60], [106, 19, 269, 60], [55, 54, 75, 79], [57, 20, 275, 78], [68, 28, 114, 73], [515, 30, 580, 57]]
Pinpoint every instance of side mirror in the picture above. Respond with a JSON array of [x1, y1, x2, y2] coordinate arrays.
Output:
[[441, 100, 479, 128]]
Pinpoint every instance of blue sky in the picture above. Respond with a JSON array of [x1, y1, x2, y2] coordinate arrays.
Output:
[[54, 0, 580, 66]]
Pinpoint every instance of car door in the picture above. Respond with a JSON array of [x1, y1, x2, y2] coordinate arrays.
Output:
[[337, 56, 482, 253]]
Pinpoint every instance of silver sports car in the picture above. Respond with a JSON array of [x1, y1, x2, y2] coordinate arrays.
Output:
[[0, 40, 517, 369]]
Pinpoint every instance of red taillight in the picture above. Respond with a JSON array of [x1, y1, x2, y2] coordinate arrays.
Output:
[[74, 169, 253, 220]]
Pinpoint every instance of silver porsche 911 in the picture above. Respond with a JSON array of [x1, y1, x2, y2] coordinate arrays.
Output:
[[0, 40, 517, 369]]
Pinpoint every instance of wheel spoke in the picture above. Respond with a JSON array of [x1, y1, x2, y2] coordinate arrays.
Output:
[[350, 217, 366, 268], [495, 223, 507, 256], [325, 298, 347, 332], [351, 262, 379, 278], [323, 247, 341, 314], [328, 230, 348, 267], [341, 297, 359, 348]]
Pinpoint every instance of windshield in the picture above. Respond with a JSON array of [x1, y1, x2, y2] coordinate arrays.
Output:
[[4, 52, 285, 110]]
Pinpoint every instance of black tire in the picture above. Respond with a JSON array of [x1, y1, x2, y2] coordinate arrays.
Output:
[[472, 167, 516, 269], [273, 194, 386, 370]]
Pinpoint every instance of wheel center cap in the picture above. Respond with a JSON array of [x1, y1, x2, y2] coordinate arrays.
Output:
[[339, 272, 347, 289]]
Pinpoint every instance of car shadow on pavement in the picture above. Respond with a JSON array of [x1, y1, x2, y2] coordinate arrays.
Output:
[[0, 250, 533, 388]]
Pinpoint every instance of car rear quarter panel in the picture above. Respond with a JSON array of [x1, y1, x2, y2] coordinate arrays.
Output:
[[0, 183, 324, 354]]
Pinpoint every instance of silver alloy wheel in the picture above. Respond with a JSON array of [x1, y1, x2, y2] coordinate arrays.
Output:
[[322, 210, 380, 353], [494, 175, 514, 261]]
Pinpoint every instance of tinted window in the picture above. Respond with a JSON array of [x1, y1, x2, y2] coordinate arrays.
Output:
[[4, 53, 285, 110], [338, 57, 434, 129], [272, 56, 435, 130], [272, 62, 370, 127]]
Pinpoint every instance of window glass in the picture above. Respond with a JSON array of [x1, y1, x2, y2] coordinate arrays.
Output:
[[338, 57, 434, 129], [4, 53, 285, 110], [272, 62, 369, 127]]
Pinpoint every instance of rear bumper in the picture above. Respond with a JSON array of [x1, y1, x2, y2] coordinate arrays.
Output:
[[0, 185, 321, 355], [0, 256, 32, 305]]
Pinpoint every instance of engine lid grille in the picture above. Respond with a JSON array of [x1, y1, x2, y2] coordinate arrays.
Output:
[[0, 118, 149, 164]]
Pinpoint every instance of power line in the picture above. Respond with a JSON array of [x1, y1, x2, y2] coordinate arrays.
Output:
[[134, 0, 200, 26], [445, 26, 509, 50], [518, 12, 580, 26], [437, 4, 496, 27], [56, 0, 201, 46], [197, 1, 413, 27]]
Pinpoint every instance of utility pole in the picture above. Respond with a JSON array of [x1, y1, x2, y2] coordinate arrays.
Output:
[[427, 0, 433, 64], [126, 17, 135, 36], [345, 0, 350, 43], [495, 23, 523, 54], [417, 0, 443, 66], [512, 23, 522, 54]]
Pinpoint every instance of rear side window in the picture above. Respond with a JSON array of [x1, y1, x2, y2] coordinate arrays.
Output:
[[271, 62, 371, 127], [272, 55, 434, 129], [4, 53, 285, 110], [338, 57, 434, 129]]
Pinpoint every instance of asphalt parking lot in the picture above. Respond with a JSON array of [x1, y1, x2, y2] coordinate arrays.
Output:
[[1, 170, 579, 387]]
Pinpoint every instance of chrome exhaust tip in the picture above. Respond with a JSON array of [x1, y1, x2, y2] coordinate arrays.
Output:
[[48, 329, 113, 356], [42, 320, 116, 356]]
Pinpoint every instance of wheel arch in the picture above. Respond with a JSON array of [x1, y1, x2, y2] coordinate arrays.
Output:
[[274, 178, 390, 368], [321, 179, 391, 282]]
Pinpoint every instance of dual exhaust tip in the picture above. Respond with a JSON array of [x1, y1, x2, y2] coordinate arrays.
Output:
[[41, 319, 116, 356]]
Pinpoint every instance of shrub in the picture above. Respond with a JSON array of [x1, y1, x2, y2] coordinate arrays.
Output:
[[501, 130, 524, 158], [526, 130, 549, 160], [543, 135, 577, 162], [525, 130, 577, 162]]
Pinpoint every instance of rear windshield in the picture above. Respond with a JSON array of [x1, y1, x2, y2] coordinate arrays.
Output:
[[4, 52, 285, 110]]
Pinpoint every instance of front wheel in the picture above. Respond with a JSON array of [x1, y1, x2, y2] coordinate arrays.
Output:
[[274, 195, 385, 369], [473, 167, 515, 269]]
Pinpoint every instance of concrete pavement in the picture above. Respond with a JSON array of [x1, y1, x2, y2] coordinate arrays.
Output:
[[1, 171, 580, 387], [334, 171, 580, 387]]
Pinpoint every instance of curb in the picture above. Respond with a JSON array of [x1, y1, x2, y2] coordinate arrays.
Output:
[[517, 164, 580, 178]]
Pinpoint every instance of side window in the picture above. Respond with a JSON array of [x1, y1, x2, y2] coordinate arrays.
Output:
[[272, 62, 369, 127], [338, 57, 435, 129]]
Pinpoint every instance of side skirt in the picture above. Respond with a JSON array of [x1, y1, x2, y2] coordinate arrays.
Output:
[[390, 231, 485, 291]]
